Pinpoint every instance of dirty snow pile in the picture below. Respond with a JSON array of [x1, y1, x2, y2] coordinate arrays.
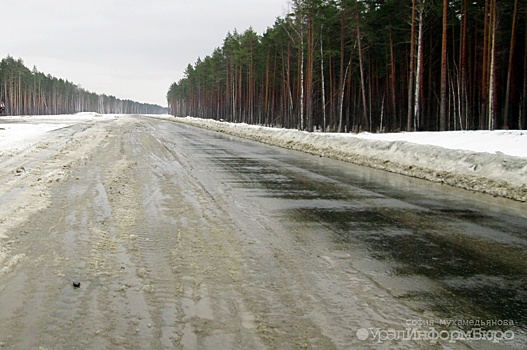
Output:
[[172, 116, 527, 202]]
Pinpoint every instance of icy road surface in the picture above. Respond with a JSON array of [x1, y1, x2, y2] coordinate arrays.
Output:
[[0, 115, 526, 349]]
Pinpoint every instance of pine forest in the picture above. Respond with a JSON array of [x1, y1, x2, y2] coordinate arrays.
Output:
[[167, 0, 527, 132], [0, 56, 166, 116]]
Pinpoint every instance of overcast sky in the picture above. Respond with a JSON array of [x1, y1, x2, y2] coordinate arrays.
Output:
[[2, 0, 288, 107]]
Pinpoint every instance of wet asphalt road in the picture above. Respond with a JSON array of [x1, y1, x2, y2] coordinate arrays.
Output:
[[0, 115, 526, 349], [169, 119, 527, 348]]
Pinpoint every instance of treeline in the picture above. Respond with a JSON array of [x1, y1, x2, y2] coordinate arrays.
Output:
[[0, 56, 166, 116], [167, 0, 527, 132]]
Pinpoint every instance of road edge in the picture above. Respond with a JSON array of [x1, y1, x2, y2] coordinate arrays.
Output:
[[162, 116, 527, 202]]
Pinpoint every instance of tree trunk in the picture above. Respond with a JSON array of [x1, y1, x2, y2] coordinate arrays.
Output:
[[320, 26, 327, 132], [523, 2, 527, 129], [503, 0, 518, 129], [439, 0, 448, 131], [299, 41, 304, 130], [338, 14, 346, 132], [306, 15, 314, 132], [459, 0, 468, 130], [264, 49, 271, 126], [407, 0, 416, 131], [356, 2, 369, 131], [481, 0, 491, 130], [488, 0, 498, 130], [414, 0, 425, 131], [389, 16, 397, 130], [338, 57, 351, 133]]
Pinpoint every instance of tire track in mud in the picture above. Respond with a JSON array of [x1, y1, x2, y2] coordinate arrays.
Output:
[[114, 123, 187, 348], [117, 123, 250, 348], [150, 123, 345, 349], [81, 125, 157, 349], [122, 121, 287, 349]]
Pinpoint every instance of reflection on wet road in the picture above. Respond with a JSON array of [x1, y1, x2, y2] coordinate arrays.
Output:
[[175, 123, 527, 346]]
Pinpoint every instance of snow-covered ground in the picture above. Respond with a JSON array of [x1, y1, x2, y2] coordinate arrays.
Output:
[[1, 113, 526, 201], [169, 116, 527, 202], [0, 113, 116, 153], [351, 129, 527, 158]]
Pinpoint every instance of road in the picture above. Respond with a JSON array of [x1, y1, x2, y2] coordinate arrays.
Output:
[[0, 115, 526, 349]]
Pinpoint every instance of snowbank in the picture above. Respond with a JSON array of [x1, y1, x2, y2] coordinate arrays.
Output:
[[172, 117, 527, 202]]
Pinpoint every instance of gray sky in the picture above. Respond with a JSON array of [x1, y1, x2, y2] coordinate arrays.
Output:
[[2, 0, 288, 107]]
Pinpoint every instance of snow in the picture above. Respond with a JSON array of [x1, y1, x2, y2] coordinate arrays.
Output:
[[351, 130, 527, 158], [0, 123, 70, 151], [0, 113, 116, 152]]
